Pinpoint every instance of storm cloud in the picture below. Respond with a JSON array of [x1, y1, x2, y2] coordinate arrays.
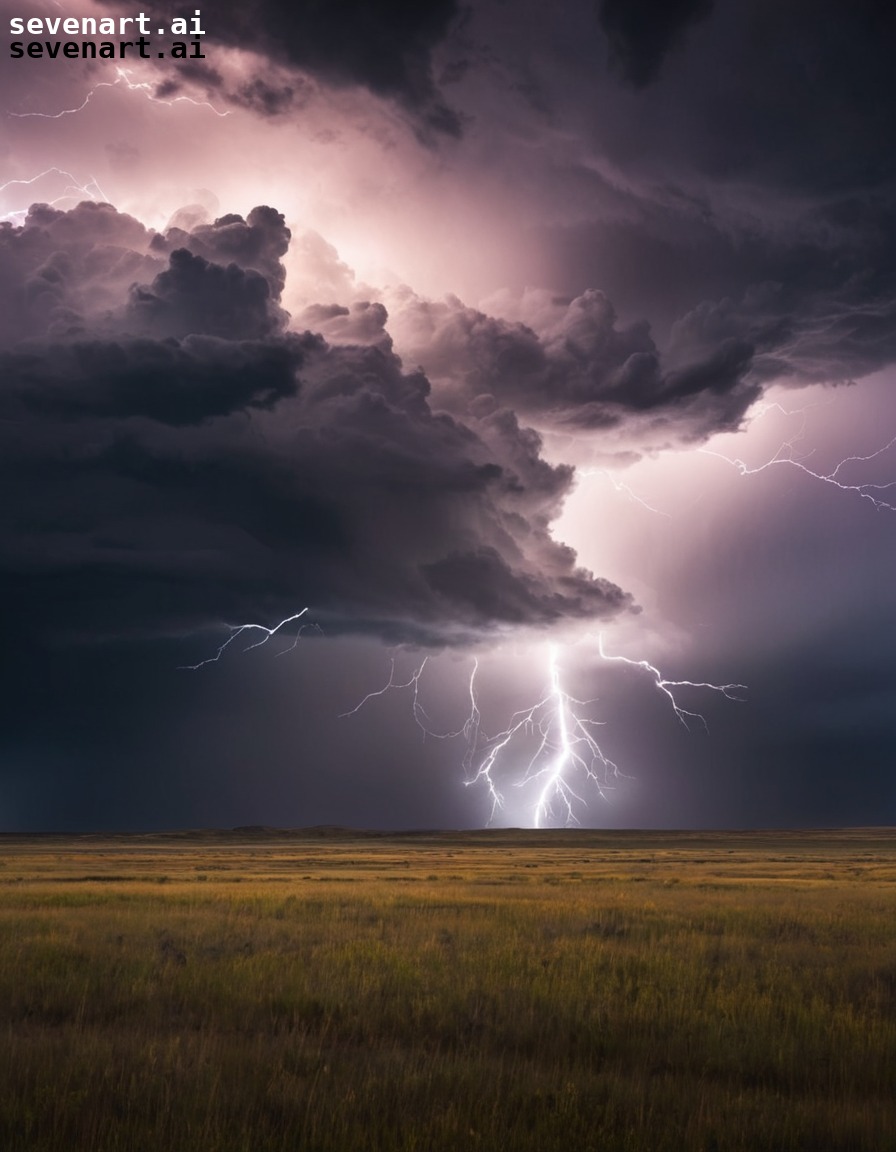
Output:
[[385, 286, 759, 441], [96, 0, 463, 132], [598, 0, 714, 87], [3, 0, 896, 831], [0, 201, 632, 650]]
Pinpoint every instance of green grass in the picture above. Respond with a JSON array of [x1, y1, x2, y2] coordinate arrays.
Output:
[[1, 828, 895, 1150]]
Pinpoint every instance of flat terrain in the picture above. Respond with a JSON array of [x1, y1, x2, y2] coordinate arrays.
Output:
[[1, 828, 895, 1151]]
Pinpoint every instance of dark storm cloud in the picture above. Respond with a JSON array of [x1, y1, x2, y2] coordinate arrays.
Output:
[[143, 63, 316, 124], [389, 288, 759, 440], [686, 0, 896, 193], [2, 336, 303, 425], [598, 0, 714, 87], [155, 205, 293, 301], [0, 201, 156, 343], [468, 0, 896, 415], [0, 201, 631, 650], [583, 0, 896, 195], [0, 202, 293, 343], [127, 248, 285, 340], [230, 77, 310, 118], [665, 201, 896, 388], [98, 0, 462, 133], [3, 4, 896, 836], [540, 191, 896, 402]]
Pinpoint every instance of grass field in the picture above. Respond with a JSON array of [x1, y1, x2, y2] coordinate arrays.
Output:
[[1, 827, 895, 1151]]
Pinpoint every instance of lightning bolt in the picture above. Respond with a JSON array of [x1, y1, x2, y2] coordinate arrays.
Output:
[[342, 638, 744, 827], [700, 400, 896, 512], [180, 609, 315, 670], [339, 656, 439, 736], [577, 468, 671, 517], [342, 644, 620, 826], [0, 167, 109, 222], [183, 610, 745, 827], [6, 67, 230, 120], [2, 68, 231, 222], [463, 646, 622, 827], [596, 635, 746, 732]]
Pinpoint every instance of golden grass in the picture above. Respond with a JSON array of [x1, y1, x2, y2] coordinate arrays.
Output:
[[1, 828, 895, 1150]]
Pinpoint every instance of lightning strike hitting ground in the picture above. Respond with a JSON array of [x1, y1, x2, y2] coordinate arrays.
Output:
[[342, 638, 745, 826], [468, 647, 625, 827], [186, 622, 745, 827], [342, 644, 622, 826]]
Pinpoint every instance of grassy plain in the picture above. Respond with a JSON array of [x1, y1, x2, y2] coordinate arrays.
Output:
[[0, 827, 894, 1151]]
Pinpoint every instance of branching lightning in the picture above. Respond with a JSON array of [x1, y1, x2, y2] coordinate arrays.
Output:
[[342, 639, 745, 827], [577, 467, 671, 517], [341, 644, 620, 826], [469, 645, 624, 827], [701, 400, 896, 512], [339, 656, 440, 736], [180, 609, 315, 670], [596, 635, 746, 732], [2, 68, 230, 222], [183, 606, 746, 826], [0, 167, 110, 222], [5, 67, 230, 120], [338, 392, 891, 823]]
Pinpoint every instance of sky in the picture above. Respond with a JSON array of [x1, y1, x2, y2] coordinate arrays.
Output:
[[1, 0, 895, 831]]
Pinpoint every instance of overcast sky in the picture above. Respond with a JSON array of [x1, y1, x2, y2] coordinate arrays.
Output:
[[2, 0, 895, 830]]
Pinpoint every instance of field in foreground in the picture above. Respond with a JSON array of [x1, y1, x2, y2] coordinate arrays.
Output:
[[0, 827, 894, 1151]]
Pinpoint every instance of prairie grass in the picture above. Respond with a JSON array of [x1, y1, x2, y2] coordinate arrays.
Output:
[[0, 828, 895, 1150]]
